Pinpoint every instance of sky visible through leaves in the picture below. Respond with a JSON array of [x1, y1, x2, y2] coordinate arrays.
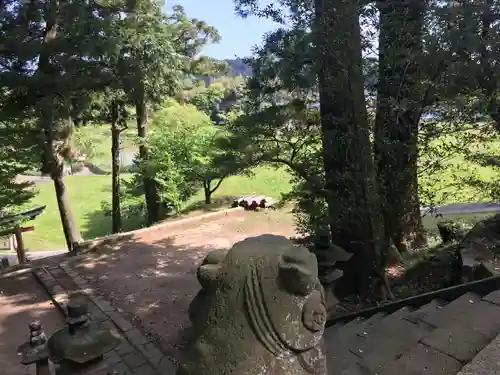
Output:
[[164, 0, 282, 58]]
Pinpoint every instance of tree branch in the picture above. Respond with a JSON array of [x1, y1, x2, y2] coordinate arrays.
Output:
[[209, 175, 227, 194]]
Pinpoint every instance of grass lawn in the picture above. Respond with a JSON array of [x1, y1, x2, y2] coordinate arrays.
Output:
[[14, 124, 500, 251], [15, 164, 496, 251], [17, 166, 294, 251], [19, 176, 136, 251], [74, 124, 137, 171]]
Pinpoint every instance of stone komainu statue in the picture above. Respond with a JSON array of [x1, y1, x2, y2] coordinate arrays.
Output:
[[179, 234, 328, 375]]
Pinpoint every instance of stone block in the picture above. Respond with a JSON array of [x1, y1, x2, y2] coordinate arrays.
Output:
[[421, 292, 481, 328], [339, 363, 370, 375], [353, 313, 386, 337], [88, 305, 108, 322], [404, 299, 444, 324], [52, 284, 64, 294], [116, 341, 135, 356], [457, 333, 500, 375], [421, 325, 491, 363], [108, 361, 131, 374], [139, 342, 163, 359], [132, 363, 158, 375], [72, 275, 88, 288], [379, 343, 462, 375], [122, 352, 147, 369], [357, 334, 420, 372], [125, 328, 150, 346], [102, 350, 122, 366], [363, 312, 431, 341], [91, 295, 115, 312], [98, 319, 117, 331], [107, 311, 134, 332], [157, 356, 177, 375], [460, 300, 500, 338], [483, 289, 500, 306]]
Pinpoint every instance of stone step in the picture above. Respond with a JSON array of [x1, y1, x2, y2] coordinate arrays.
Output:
[[353, 315, 431, 372], [375, 306, 415, 330], [421, 292, 482, 328], [325, 317, 368, 342], [32, 265, 173, 375], [483, 288, 500, 306], [378, 343, 462, 375], [324, 316, 380, 374], [415, 294, 500, 367], [456, 331, 500, 375], [404, 299, 446, 324], [352, 312, 387, 337], [421, 320, 497, 364]]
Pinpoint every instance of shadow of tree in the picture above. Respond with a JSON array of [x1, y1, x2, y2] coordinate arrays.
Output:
[[180, 195, 238, 215], [389, 243, 461, 299], [0, 272, 65, 374], [81, 207, 146, 241], [63, 235, 217, 363], [56, 210, 297, 363], [81, 195, 241, 242]]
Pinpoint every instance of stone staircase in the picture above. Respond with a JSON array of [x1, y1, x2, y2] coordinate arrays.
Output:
[[324, 289, 500, 374]]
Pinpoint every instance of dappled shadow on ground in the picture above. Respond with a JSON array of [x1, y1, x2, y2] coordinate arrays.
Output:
[[80, 196, 292, 243], [0, 272, 64, 375], [65, 209, 296, 364], [81, 207, 146, 242], [69, 237, 210, 363]]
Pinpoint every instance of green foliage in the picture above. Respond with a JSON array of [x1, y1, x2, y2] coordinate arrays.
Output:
[[225, 97, 328, 238], [184, 84, 226, 114], [178, 76, 247, 120], [129, 101, 241, 213], [0, 118, 38, 216]]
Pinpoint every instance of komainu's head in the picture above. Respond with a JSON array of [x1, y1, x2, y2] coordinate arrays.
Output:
[[179, 234, 327, 375]]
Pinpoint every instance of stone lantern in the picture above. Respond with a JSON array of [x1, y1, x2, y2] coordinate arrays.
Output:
[[18, 295, 122, 375], [17, 320, 50, 375]]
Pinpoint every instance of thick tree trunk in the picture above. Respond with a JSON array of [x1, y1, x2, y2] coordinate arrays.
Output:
[[374, 0, 427, 253], [38, 0, 83, 252], [314, 0, 384, 297], [53, 173, 83, 251], [135, 86, 162, 225], [203, 181, 212, 205], [111, 101, 122, 234]]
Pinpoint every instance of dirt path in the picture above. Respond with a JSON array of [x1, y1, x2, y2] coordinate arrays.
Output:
[[66, 209, 295, 363], [0, 273, 64, 375]]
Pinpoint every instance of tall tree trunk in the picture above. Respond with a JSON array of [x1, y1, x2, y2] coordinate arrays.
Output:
[[203, 181, 212, 205], [111, 100, 122, 234], [314, 0, 384, 297], [52, 171, 83, 251], [134, 85, 162, 225], [477, 1, 500, 132], [374, 0, 427, 253], [38, 0, 82, 252]]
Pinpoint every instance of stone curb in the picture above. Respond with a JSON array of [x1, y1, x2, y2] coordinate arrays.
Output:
[[32, 266, 70, 316], [33, 264, 177, 375], [77, 206, 244, 254]]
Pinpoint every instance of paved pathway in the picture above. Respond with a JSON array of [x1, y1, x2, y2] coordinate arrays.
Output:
[[421, 202, 500, 216], [0, 272, 64, 375], [61, 210, 295, 364], [34, 264, 176, 375]]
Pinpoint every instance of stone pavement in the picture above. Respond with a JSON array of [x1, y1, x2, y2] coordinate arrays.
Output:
[[60, 209, 296, 362], [0, 271, 64, 375], [34, 263, 177, 375], [29, 243, 500, 375]]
